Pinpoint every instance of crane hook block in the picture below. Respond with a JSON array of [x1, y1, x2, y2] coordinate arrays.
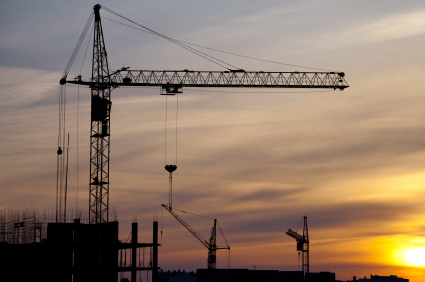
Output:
[[165, 165, 177, 174]]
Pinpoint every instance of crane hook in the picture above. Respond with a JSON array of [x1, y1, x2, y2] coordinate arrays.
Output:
[[164, 165, 177, 174]]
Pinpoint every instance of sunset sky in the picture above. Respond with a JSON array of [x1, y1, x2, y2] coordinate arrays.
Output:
[[1, 0, 425, 281]]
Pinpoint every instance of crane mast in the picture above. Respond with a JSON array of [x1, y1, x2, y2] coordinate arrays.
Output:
[[162, 205, 229, 269], [59, 4, 348, 228], [208, 218, 217, 270], [88, 4, 112, 224], [286, 216, 309, 276]]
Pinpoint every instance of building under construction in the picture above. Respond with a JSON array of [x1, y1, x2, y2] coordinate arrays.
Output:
[[0, 209, 159, 282]]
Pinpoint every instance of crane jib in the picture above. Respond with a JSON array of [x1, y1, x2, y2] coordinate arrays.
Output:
[[65, 70, 349, 90]]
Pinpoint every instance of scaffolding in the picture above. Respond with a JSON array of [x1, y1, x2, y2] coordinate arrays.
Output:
[[0, 209, 90, 244]]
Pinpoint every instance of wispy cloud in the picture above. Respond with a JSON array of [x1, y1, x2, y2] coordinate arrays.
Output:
[[341, 10, 425, 44]]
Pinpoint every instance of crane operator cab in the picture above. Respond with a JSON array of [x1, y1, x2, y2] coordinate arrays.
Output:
[[91, 95, 111, 137], [297, 241, 303, 251]]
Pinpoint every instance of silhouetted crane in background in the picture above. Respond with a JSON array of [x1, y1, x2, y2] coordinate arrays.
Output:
[[162, 204, 230, 269], [286, 216, 309, 275]]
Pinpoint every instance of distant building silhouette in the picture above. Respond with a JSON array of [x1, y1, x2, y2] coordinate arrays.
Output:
[[358, 275, 408, 282], [197, 269, 333, 282], [158, 270, 197, 282]]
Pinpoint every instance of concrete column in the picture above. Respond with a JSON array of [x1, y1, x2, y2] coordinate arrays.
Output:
[[152, 221, 158, 282], [73, 219, 80, 282], [131, 222, 137, 282]]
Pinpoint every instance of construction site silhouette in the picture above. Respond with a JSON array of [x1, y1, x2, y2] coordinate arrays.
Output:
[[0, 4, 409, 282]]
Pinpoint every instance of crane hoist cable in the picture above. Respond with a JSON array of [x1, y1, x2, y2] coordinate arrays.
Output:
[[161, 207, 163, 247], [164, 94, 178, 209], [56, 83, 68, 223], [57, 17, 91, 219], [75, 26, 93, 213], [64, 133, 70, 223], [57, 12, 93, 216]]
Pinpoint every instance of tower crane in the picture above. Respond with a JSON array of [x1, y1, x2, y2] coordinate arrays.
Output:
[[58, 5, 349, 224], [286, 216, 309, 276], [162, 204, 230, 269]]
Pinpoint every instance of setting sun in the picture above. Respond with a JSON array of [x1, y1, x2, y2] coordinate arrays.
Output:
[[405, 248, 425, 266]]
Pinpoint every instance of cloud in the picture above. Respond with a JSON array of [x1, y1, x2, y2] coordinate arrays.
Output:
[[238, 187, 310, 202], [214, 200, 417, 238], [344, 10, 425, 43], [0, 66, 60, 107]]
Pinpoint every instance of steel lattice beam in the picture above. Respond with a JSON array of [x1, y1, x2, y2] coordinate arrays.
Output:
[[67, 69, 349, 90]]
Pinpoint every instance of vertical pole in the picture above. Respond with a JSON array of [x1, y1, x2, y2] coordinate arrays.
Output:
[[132, 222, 138, 282], [152, 221, 158, 282], [64, 133, 69, 223]]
